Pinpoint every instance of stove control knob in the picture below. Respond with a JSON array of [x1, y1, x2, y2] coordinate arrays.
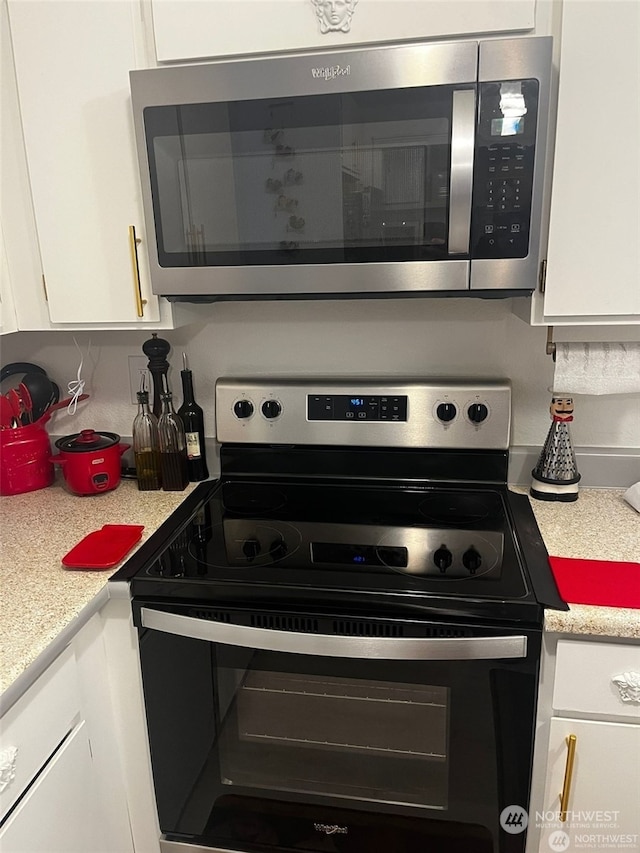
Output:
[[234, 399, 254, 419], [463, 547, 482, 574], [467, 403, 489, 424], [242, 539, 261, 561], [262, 399, 282, 419], [434, 546, 453, 573], [269, 538, 288, 562], [436, 402, 457, 423]]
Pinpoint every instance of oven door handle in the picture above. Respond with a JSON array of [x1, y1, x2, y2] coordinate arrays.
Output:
[[140, 608, 528, 660]]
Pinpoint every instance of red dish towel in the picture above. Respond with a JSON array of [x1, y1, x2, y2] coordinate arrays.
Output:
[[548, 556, 640, 609]]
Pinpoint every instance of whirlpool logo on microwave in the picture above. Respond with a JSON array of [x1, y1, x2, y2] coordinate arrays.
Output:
[[311, 64, 351, 80], [313, 822, 349, 836]]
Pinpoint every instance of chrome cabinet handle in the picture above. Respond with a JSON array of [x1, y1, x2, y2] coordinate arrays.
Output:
[[448, 88, 476, 255], [129, 225, 147, 318], [140, 608, 527, 661], [559, 734, 577, 822]]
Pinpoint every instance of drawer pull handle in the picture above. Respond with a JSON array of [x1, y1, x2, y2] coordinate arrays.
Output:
[[129, 225, 147, 318], [559, 734, 577, 822], [0, 746, 18, 793], [611, 671, 640, 704]]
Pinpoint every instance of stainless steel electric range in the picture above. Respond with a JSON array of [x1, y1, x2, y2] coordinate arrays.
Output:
[[119, 379, 567, 853]]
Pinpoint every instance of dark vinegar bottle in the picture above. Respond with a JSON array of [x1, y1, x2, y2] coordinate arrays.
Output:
[[177, 353, 209, 482]]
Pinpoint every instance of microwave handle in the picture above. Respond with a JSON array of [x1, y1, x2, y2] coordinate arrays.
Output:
[[140, 607, 527, 661], [448, 88, 476, 255]]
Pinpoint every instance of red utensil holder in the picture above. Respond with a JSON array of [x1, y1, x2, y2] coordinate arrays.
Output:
[[0, 423, 54, 496]]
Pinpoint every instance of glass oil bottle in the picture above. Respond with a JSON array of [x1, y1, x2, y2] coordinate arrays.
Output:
[[132, 388, 161, 491]]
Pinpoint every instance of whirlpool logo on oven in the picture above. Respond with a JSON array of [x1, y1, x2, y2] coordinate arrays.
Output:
[[311, 64, 351, 80], [314, 822, 349, 836]]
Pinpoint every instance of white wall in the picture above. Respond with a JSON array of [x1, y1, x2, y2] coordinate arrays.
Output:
[[2, 297, 639, 483]]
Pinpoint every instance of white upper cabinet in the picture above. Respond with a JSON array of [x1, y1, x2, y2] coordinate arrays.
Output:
[[1, 0, 51, 333], [0, 227, 18, 335], [150, 0, 536, 63], [533, 0, 640, 324], [7, 0, 174, 326]]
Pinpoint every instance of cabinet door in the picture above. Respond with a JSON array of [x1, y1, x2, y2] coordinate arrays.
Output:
[[74, 614, 135, 853], [0, 226, 18, 335], [151, 0, 535, 63], [538, 718, 640, 850], [0, 722, 98, 853], [7, 0, 166, 325], [0, 0, 51, 332], [543, 0, 640, 320]]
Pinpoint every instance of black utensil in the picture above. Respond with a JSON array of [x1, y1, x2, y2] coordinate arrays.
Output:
[[22, 372, 57, 421]]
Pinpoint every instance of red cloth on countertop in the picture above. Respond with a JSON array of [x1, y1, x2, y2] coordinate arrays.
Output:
[[548, 556, 640, 609]]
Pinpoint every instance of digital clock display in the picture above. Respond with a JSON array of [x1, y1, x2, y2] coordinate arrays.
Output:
[[312, 543, 408, 568], [307, 394, 408, 421]]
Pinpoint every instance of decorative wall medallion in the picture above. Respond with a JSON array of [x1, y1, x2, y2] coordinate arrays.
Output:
[[611, 671, 640, 704], [0, 746, 18, 793], [311, 0, 359, 34]]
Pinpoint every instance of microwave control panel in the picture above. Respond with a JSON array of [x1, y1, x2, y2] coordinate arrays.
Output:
[[470, 79, 539, 260]]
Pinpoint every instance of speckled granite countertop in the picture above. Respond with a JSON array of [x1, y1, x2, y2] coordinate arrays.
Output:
[[0, 477, 196, 696], [1, 481, 638, 698], [523, 488, 640, 640]]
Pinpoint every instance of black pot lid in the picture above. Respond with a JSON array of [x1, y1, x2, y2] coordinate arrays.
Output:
[[56, 429, 120, 452]]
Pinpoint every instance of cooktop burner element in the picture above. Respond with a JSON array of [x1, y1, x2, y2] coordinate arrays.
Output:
[[418, 492, 495, 524]]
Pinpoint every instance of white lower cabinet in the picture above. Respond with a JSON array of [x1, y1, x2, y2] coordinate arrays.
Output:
[[0, 613, 134, 853], [0, 721, 96, 853], [529, 637, 640, 852], [538, 718, 640, 850]]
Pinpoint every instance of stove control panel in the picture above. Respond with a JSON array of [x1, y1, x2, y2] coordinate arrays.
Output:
[[216, 379, 511, 449]]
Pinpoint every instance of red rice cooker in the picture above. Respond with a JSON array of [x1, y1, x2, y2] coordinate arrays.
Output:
[[51, 430, 130, 495]]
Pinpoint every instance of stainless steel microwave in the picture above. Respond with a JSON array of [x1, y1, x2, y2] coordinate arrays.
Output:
[[130, 36, 553, 302]]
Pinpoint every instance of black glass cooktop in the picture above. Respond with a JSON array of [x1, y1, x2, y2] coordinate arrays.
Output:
[[136, 478, 533, 601]]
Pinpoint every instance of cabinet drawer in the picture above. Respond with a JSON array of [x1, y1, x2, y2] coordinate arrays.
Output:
[[0, 645, 80, 821], [553, 639, 640, 719]]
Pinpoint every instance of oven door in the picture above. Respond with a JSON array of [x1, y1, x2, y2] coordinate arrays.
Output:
[[134, 601, 540, 853]]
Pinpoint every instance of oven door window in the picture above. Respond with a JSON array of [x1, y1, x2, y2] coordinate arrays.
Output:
[[137, 611, 538, 851], [218, 662, 449, 808], [143, 85, 466, 268]]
